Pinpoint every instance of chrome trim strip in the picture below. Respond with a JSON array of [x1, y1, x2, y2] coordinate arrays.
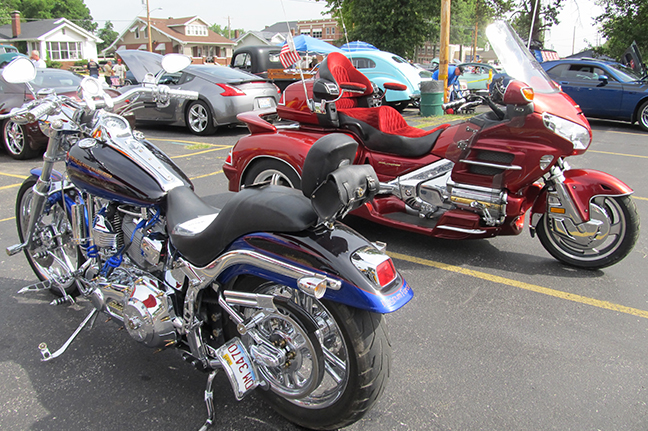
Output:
[[458, 159, 522, 171], [436, 225, 487, 234]]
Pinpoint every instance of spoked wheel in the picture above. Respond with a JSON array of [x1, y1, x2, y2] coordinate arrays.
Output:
[[3, 119, 37, 160], [230, 280, 391, 430], [16, 176, 83, 296], [537, 195, 640, 269], [638, 100, 648, 132]]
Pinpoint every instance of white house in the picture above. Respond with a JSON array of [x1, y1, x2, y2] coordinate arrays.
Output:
[[0, 11, 102, 67]]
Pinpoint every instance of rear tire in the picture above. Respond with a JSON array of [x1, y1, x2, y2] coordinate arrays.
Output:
[[638, 100, 648, 132], [243, 159, 301, 189], [186, 100, 216, 135], [537, 195, 640, 269], [16, 176, 82, 295], [228, 280, 391, 430]]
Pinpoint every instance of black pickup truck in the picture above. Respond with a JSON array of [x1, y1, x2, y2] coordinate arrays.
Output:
[[230, 45, 314, 92]]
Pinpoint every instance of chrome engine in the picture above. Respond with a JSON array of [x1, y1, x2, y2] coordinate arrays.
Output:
[[86, 204, 179, 347], [382, 160, 507, 226]]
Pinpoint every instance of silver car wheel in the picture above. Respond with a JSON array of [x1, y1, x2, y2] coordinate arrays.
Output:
[[188, 103, 208, 132]]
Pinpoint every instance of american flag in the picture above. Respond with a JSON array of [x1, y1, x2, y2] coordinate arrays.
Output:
[[280, 33, 301, 68]]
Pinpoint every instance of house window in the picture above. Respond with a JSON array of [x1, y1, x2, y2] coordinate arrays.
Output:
[[301, 30, 310, 35], [135, 27, 140, 39], [187, 25, 208, 36], [312, 29, 322, 38], [47, 41, 82, 60]]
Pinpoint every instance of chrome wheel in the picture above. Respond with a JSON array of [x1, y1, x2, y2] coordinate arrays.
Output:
[[186, 100, 215, 135], [16, 177, 81, 295], [638, 100, 648, 132], [253, 169, 297, 187], [538, 195, 640, 269], [3, 119, 35, 159], [243, 159, 301, 189], [245, 284, 348, 408]]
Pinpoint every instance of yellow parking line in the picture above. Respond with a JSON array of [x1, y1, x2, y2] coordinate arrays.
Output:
[[147, 138, 218, 146], [190, 170, 222, 180], [0, 216, 14, 223], [388, 251, 648, 319], [589, 150, 648, 159], [0, 172, 28, 179], [634, 196, 648, 201], [171, 148, 226, 159], [0, 183, 21, 191]]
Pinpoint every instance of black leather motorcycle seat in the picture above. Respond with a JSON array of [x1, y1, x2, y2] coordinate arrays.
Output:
[[166, 186, 318, 267], [338, 108, 447, 158]]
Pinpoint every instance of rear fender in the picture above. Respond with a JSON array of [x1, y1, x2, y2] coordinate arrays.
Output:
[[530, 168, 633, 227], [215, 227, 413, 314]]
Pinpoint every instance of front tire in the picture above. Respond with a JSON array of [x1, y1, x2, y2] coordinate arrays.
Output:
[[16, 176, 82, 295], [3, 119, 37, 160], [230, 281, 391, 430], [537, 195, 640, 269], [186, 100, 216, 135], [638, 100, 648, 132]]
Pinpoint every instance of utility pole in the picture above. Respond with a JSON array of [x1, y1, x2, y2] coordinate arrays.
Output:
[[146, 0, 153, 52], [440, 0, 451, 102]]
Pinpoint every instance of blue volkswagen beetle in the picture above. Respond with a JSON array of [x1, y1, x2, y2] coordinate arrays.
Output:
[[541, 57, 648, 131], [343, 50, 432, 111]]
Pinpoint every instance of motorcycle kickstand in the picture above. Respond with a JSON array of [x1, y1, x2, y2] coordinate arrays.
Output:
[[38, 308, 98, 362], [198, 369, 219, 431]]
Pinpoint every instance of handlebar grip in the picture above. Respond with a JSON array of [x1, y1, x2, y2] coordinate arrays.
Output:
[[167, 89, 199, 100], [25, 100, 57, 123]]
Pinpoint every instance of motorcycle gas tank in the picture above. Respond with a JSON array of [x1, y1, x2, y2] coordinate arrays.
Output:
[[66, 137, 192, 205]]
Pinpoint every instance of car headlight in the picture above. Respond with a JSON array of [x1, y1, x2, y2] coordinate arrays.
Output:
[[542, 112, 591, 150]]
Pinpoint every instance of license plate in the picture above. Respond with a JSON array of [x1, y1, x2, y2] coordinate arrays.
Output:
[[216, 338, 260, 400], [258, 97, 273, 109]]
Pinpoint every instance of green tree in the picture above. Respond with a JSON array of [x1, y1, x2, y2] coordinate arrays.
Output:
[[97, 21, 118, 52], [595, 0, 647, 60], [4, 0, 96, 32], [209, 23, 245, 40], [508, 0, 563, 45], [326, 0, 439, 58]]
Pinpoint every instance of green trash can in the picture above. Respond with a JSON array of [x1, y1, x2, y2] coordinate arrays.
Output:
[[420, 80, 445, 117]]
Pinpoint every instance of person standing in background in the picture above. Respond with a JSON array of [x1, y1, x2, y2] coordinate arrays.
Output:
[[87, 59, 100, 78], [103, 60, 114, 86], [113, 58, 126, 86], [30, 50, 46, 68]]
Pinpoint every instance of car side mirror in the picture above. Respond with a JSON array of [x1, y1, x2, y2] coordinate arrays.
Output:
[[598, 75, 609, 84]]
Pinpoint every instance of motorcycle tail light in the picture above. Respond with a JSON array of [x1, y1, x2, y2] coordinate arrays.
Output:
[[224, 150, 232, 166], [351, 246, 397, 288], [216, 83, 246, 96]]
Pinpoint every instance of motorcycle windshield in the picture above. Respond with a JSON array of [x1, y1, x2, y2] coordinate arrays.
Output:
[[485, 21, 560, 94]]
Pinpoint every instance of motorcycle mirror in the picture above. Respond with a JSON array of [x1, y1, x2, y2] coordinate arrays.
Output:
[[2, 56, 36, 84], [161, 53, 192, 74]]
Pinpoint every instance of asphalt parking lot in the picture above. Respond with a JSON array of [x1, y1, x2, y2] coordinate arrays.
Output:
[[0, 110, 647, 430]]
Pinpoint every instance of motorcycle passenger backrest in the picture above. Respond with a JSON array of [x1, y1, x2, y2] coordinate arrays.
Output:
[[302, 134, 378, 222], [318, 52, 373, 109]]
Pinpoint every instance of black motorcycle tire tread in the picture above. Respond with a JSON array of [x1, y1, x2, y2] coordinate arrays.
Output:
[[638, 100, 648, 132], [242, 159, 302, 190], [264, 300, 391, 430], [537, 195, 640, 269], [15, 176, 80, 296]]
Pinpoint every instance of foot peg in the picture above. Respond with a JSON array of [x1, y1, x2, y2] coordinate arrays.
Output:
[[6, 242, 26, 256]]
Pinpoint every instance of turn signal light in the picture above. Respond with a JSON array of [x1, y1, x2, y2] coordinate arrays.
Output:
[[521, 87, 534, 101]]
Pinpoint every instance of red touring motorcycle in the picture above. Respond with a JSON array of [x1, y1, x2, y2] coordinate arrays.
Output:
[[224, 21, 640, 269]]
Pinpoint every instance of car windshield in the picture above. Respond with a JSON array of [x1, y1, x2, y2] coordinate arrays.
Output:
[[608, 62, 644, 82], [486, 21, 559, 94], [31, 70, 83, 88]]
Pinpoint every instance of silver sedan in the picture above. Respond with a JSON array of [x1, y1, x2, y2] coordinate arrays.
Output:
[[118, 50, 280, 135]]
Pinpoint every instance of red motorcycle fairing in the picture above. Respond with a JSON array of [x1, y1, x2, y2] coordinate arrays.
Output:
[[531, 168, 634, 223]]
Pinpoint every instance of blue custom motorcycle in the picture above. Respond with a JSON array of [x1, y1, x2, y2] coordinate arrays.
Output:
[[1, 54, 412, 430]]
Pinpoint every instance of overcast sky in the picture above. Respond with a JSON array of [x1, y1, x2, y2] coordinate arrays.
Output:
[[82, 0, 603, 58]]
